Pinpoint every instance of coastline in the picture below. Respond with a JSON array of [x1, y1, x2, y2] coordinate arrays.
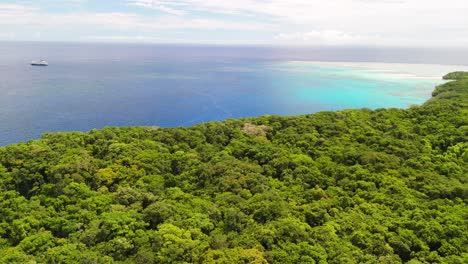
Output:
[[1, 72, 464, 147]]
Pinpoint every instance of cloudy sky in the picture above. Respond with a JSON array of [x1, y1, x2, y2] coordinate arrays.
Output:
[[1, 0, 467, 46]]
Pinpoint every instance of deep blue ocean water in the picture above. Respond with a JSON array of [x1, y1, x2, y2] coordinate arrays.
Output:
[[1, 42, 468, 146]]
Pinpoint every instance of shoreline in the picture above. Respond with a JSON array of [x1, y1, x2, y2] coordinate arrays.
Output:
[[1, 72, 460, 147]]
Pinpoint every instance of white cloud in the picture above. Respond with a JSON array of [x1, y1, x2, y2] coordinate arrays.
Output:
[[84, 35, 267, 44], [0, 4, 39, 12], [130, 0, 187, 15], [275, 30, 383, 46], [274, 29, 468, 47], [128, 0, 468, 46], [2, 1, 468, 46], [0, 32, 16, 40], [85, 35, 164, 42], [130, 0, 468, 20], [0, 5, 270, 31]]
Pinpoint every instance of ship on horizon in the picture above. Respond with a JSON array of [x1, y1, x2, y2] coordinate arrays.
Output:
[[31, 60, 48, 66]]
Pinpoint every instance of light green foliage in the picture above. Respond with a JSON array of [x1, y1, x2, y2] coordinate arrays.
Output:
[[0, 72, 467, 263]]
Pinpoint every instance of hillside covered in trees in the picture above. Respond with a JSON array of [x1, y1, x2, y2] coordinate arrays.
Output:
[[0, 72, 467, 263]]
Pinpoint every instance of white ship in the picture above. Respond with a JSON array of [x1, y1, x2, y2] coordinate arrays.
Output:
[[31, 60, 48, 66]]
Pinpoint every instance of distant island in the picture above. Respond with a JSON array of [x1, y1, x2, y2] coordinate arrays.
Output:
[[0, 73, 466, 263]]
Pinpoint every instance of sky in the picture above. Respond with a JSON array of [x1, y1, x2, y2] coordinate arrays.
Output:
[[0, 0, 467, 46]]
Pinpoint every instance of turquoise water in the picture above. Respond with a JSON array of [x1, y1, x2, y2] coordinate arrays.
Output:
[[267, 62, 442, 113], [1, 43, 465, 145]]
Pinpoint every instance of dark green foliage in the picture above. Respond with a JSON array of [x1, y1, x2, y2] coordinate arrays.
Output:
[[442, 71, 468, 80], [0, 73, 467, 263]]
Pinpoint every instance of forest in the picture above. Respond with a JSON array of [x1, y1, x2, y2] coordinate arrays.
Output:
[[0, 72, 467, 263]]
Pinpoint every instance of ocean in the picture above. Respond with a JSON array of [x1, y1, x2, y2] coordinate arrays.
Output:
[[1, 42, 468, 146]]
